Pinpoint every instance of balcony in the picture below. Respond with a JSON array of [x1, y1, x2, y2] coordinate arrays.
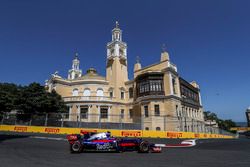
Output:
[[63, 96, 113, 102]]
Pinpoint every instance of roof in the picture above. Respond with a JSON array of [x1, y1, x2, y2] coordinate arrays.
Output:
[[76, 68, 106, 81]]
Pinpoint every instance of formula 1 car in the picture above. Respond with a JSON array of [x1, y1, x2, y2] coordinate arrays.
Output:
[[66, 132, 161, 153]]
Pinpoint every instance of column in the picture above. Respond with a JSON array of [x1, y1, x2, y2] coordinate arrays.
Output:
[[76, 105, 81, 124], [108, 106, 111, 122], [88, 105, 92, 122], [169, 73, 173, 95], [97, 105, 101, 128], [68, 105, 73, 121]]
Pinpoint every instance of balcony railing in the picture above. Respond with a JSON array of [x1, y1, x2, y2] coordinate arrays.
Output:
[[63, 96, 113, 102]]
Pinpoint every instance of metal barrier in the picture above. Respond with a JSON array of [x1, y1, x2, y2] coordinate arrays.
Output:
[[0, 112, 236, 137]]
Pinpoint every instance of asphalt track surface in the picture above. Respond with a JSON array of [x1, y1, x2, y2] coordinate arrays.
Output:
[[0, 132, 250, 167]]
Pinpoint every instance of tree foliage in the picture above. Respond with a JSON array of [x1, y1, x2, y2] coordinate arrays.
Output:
[[204, 111, 236, 132], [0, 82, 67, 115]]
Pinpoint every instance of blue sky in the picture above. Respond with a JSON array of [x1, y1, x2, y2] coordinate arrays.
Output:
[[0, 0, 249, 122]]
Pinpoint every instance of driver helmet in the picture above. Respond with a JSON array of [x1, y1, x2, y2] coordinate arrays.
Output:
[[106, 131, 111, 138]]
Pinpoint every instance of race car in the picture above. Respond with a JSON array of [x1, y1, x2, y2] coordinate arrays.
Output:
[[66, 132, 161, 153]]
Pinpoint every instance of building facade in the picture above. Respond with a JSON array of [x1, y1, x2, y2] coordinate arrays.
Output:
[[46, 22, 205, 131], [246, 107, 250, 127]]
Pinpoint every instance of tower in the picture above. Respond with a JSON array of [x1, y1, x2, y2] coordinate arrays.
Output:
[[106, 21, 127, 62], [106, 21, 128, 98], [68, 53, 82, 80]]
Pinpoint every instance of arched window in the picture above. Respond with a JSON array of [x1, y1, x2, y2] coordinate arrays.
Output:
[[83, 89, 91, 96], [97, 88, 104, 97], [108, 87, 114, 98], [145, 127, 149, 131], [72, 88, 79, 96], [156, 127, 161, 131], [120, 87, 125, 100]]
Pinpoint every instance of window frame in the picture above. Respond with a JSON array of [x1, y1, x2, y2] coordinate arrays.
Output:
[[121, 109, 124, 119], [100, 108, 108, 119], [144, 105, 149, 117], [80, 107, 88, 119], [121, 91, 125, 99], [154, 104, 160, 116]]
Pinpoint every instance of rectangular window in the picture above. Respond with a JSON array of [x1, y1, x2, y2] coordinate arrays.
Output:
[[109, 91, 113, 98], [154, 105, 160, 116], [144, 106, 149, 117], [64, 113, 69, 119], [172, 78, 176, 94], [100, 108, 108, 119], [129, 109, 133, 118], [121, 91, 125, 99], [121, 109, 124, 119], [80, 107, 88, 119], [129, 88, 133, 98], [145, 83, 150, 92]]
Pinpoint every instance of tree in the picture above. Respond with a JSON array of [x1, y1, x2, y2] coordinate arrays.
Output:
[[17, 82, 67, 114], [0, 83, 20, 112], [203, 111, 218, 121], [0, 82, 67, 115], [204, 111, 236, 132]]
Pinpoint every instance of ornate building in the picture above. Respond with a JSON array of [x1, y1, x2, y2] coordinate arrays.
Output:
[[46, 22, 205, 131], [246, 107, 250, 127]]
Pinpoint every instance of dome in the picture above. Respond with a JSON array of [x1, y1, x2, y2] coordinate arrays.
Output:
[[86, 68, 97, 75]]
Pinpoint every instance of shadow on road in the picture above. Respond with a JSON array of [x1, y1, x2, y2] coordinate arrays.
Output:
[[0, 134, 29, 143]]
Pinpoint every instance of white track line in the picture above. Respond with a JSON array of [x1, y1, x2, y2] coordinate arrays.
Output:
[[29, 136, 67, 141], [155, 139, 197, 148]]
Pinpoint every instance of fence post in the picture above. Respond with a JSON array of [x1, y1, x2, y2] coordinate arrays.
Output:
[[44, 113, 48, 126], [119, 114, 122, 130], [61, 113, 64, 127], [141, 115, 144, 130], [191, 119, 194, 132], [209, 120, 212, 134], [76, 115, 79, 127], [98, 114, 101, 129], [179, 116, 182, 132], [164, 115, 167, 131], [79, 112, 81, 128], [184, 117, 187, 132], [14, 115, 17, 125], [197, 121, 200, 133], [1, 114, 4, 125], [29, 115, 32, 126]]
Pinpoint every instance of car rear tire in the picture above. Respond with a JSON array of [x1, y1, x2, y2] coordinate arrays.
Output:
[[70, 141, 83, 153], [138, 141, 149, 153]]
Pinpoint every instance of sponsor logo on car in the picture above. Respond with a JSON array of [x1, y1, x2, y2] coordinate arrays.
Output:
[[96, 143, 113, 150]]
